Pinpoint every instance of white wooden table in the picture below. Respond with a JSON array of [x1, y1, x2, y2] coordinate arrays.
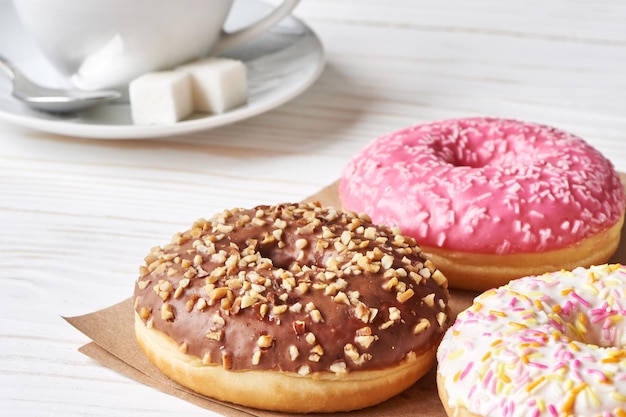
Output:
[[1, 1, 625, 415]]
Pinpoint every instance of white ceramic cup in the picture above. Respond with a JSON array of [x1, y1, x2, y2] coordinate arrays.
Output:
[[12, 0, 300, 90]]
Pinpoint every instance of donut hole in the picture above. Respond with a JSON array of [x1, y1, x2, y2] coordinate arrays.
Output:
[[549, 305, 623, 349], [559, 324, 612, 348], [257, 241, 294, 270], [257, 236, 326, 271], [429, 124, 539, 169]]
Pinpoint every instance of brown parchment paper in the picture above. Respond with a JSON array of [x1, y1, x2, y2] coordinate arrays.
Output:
[[65, 174, 626, 417]]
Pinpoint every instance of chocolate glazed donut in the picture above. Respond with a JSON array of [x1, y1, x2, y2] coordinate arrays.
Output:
[[134, 202, 450, 413]]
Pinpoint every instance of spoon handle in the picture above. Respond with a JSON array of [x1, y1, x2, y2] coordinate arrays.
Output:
[[0, 55, 46, 99], [0, 54, 121, 113], [0, 55, 17, 81]]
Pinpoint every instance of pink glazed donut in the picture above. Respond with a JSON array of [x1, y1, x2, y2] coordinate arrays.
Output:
[[339, 117, 625, 291]]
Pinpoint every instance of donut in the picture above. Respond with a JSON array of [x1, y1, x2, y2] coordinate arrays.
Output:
[[436, 263, 626, 417], [339, 117, 625, 291], [133, 202, 450, 413]]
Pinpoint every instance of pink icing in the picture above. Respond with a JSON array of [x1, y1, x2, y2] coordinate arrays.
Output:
[[339, 117, 625, 254]]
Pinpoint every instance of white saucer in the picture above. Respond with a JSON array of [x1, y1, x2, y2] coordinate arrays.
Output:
[[0, 0, 324, 139]]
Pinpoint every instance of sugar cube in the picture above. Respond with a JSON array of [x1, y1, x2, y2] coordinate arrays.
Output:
[[177, 57, 247, 114], [129, 71, 193, 124]]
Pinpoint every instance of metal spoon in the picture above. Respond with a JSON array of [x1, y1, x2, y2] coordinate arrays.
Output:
[[0, 55, 121, 114]]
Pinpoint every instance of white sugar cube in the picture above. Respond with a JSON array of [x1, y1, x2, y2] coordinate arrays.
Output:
[[177, 57, 247, 114], [129, 71, 193, 124]]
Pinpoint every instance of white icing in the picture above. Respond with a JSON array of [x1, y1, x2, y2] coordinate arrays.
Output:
[[437, 264, 626, 417]]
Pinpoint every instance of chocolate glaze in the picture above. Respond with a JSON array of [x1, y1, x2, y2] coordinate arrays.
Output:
[[134, 202, 450, 374]]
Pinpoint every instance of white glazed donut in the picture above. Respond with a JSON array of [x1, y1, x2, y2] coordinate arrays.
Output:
[[437, 264, 626, 417]]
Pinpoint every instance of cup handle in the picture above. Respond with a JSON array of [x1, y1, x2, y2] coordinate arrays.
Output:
[[212, 0, 301, 55]]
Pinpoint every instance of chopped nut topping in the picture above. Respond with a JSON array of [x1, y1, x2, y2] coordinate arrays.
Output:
[[289, 302, 303, 313], [222, 352, 233, 370], [289, 345, 300, 361], [305, 332, 316, 345], [340, 230, 352, 245], [251, 350, 262, 366], [293, 320, 306, 335], [309, 309, 324, 323], [381, 254, 394, 270], [272, 229, 283, 241], [355, 334, 378, 349], [273, 218, 287, 229], [174, 278, 189, 298], [310, 344, 324, 356], [419, 267, 432, 279], [344, 343, 360, 361], [308, 353, 321, 362], [383, 277, 399, 291], [409, 271, 422, 284], [432, 269, 447, 286], [224, 254, 238, 273], [363, 226, 377, 240], [396, 288, 415, 303], [272, 304, 288, 315], [326, 256, 339, 271], [354, 302, 372, 323], [437, 312, 448, 327], [356, 327, 372, 336], [139, 266, 150, 278], [195, 297, 208, 311], [215, 223, 234, 234], [413, 318, 431, 334], [297, 365, 311, 376], [154, 280, 173, 301], [368, 308, 379, 323], [422, 293, 436, 307], [240, 294, 256, 309], [388, 306, 401, 321], [296, 282, 309, 294], [330, 361, 348, 375], [257, 335, 274, 349], [161, 303, 174, 321], [343, 342, 372, 365], [206, 330, 223, 341], [259, 303, 269, 318], [379, 320, 395, 330], [354, 353, 372, 365], [333, 291, 350, 305], [139, 306, 151, 320], [208, 287, 229, 301], [211, 311, 225, 326]]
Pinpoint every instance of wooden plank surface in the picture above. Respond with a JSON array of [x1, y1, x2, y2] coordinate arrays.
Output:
[[1, 1, 626, 416]]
